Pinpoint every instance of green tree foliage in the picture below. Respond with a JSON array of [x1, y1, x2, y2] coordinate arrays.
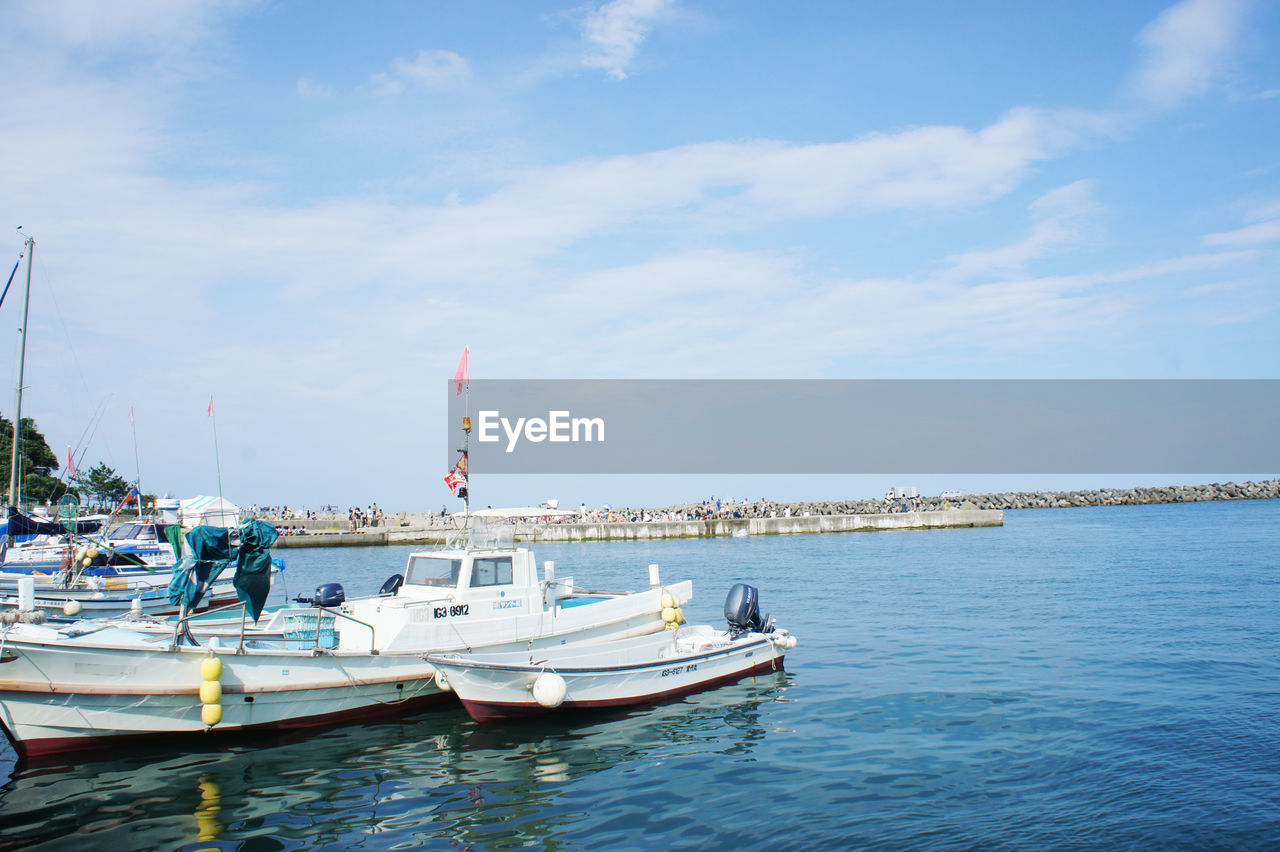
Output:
[[0, 416, 70, 504], [75, 462, 131, 510]]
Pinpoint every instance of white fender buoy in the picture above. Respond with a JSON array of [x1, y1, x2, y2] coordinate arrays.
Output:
[[532, 672, 567, 708], [62, 600, 82, 616], [434, 670, 453, 692]]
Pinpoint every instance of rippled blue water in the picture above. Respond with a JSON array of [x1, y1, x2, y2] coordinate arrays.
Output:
[[1, 500, 1277, 849]]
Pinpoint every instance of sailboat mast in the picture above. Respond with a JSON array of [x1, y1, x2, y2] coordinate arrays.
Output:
[[8, 236, 33, 507]]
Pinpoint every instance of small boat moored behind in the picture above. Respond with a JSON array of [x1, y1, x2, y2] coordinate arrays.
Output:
[[429, 582, 797, 724]]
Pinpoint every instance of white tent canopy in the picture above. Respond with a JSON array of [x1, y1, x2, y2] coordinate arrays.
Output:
[[180, 496, 240, 528]]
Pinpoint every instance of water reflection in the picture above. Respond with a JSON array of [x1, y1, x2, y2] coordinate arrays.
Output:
[[0, 672, 791, 849]]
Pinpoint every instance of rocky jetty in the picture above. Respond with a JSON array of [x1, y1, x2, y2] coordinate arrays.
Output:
[[677, 479, 1279, 518]]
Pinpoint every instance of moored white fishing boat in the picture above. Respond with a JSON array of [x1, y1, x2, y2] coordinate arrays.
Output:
[[0, 541, 692, 758], [0, 574, 241, 619], [0, 351, 696, 758], [428, 583, 796, 724]]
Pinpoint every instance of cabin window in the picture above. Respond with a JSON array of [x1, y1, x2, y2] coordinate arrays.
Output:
[[470, 556, 513, 587], [110, 524, 140, 540], [406, 557, 462, 587]]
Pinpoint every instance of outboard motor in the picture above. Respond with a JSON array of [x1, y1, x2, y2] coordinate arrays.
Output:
[[303, 582, 345, 607], [724, 583, 771, 636], [379, 573, 404, 596]]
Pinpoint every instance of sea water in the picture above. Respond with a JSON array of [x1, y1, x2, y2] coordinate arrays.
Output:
[[0, 500, 1277, 849]]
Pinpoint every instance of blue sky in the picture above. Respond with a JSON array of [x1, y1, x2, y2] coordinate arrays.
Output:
[[0, 0, 1276, 511]]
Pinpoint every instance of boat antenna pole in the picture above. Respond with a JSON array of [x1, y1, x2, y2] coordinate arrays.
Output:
[[208, 395, 225, 520], [129, 404, 143, 515], [8, 232, 33, 509], [463, 349, 471, 534]]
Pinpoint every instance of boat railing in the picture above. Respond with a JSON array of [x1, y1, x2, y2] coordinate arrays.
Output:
[[311, 608, 379, 655], [169, 600, 250, 653], [168, 602, 380, 655]]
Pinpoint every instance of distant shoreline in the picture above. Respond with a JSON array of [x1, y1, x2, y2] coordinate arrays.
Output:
[[261, 479, 1279, 528], [263, 480, 1276, 547]]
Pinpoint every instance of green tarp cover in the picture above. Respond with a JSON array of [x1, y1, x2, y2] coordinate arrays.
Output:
[[167, 526, 232, 611], [235, 519, 279, 621], [164, 524, 183, 564]]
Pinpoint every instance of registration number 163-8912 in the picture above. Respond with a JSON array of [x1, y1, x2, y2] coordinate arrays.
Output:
[[433, 604, 470, 618]]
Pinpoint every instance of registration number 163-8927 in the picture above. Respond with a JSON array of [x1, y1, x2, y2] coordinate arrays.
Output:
[[433, 604, 470, 618]]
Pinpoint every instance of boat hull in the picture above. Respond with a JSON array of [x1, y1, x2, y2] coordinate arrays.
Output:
[[431, 628, 791, 724], [0, 629, 446, 759]]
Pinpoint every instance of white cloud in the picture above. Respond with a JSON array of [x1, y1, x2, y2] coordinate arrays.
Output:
[[1125, 0, 1249, 110], [370, 49, 470, 96], [582, 0, 673, 80], [1203, 219, 1280, 246], [12, 0, 243, 51], [296, 77, 332, 99], [943, 181, 1102, 281]]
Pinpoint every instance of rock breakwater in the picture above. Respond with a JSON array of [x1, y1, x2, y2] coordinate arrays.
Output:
[[737, 479, 1279, 517]]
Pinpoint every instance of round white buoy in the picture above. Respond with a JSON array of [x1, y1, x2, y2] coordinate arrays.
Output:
[[62, 600, 82, 616], [434, 670, 452, 692], [532, 672, 567, 708], [130, 597, 143, 616]]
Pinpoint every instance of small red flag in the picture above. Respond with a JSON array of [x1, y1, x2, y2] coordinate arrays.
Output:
[[444, 466, 465, 495], [207, 396, 214, 418], [66, 446, 76, 478], [453, 347, 469, 396]]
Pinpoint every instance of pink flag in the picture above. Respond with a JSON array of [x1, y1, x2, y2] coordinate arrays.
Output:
[[207, 396, 214, 418], [130, 405, 135, 425], [66, 446, 76, 478], [453, 347, 469, 396], [444, 466, 465, 495]]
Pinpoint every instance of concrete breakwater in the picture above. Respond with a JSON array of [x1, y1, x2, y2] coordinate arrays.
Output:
[[266, 479, 1276, 548], [271, 508, 1003, 547]]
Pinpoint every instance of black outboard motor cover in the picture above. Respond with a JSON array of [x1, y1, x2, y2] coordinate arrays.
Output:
[[314, 582, 345, 607], [724, 583, 766, 636], [379, 573, 404, 596]]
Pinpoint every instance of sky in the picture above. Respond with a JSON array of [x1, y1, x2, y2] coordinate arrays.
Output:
[[0, 0, 1277, 512]]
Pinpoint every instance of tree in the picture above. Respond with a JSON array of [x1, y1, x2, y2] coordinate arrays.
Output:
[[0, 415, 71, 504], [75, 463, 131, 510]]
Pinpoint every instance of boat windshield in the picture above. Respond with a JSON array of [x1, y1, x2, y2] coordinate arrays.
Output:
[[406, 556, 462, 587], [108, 523, 158, 542]]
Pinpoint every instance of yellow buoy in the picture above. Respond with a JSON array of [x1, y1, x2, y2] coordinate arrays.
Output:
[[81, 557, 92, 567], [201, 656, 223, 681], [85, 547, 99, 559], [661, 606, 677, 623], [199, 680, 222, 704], [660, 592, 675, 609], [201, 703, 223, 726], [674, 607, 684, 624]]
